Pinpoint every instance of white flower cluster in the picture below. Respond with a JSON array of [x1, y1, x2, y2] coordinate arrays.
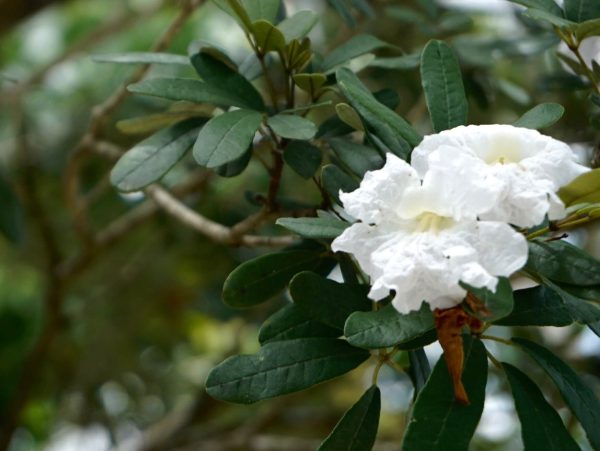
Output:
[[332, 125, 588, 314]]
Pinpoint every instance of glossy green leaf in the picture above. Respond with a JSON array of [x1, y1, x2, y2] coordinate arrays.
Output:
[[318, 386, 381, 451], [110, 119, 203, 192], [335, 103, 365, 131], [576, 17, 600, 40], [214, 146, 253, 177], [92, 52, 189, 65], [193, 110, 262, 168], [420, 40, 467, 132], [222, 249, 327, 307], [191, 51, 265, 111], [205, 338, 370, 403], [543, 278, 600, 324], [345, 303, 434, 350], [564, 0, 600, 23], [336, 68, 421, 157], [495, 286, 573, 327], [407, 348, 431, 397], [507, 0, 564, 17], [293, 73, 327, 97], [267, 114, 317, 140], [513, 103, 565, 129], [526, 239, 600, 286], [329, 138, 384, 177], [558, 168, 600, 206], [322, 34, 394, 72], [322, 164, 359, 205], [276, 217, 349, 239], [402, 337, 487, 451], [282, 140, 322, 179], [460, 278, 513, 322], [127, 77, 257, 110], [278, 10, 319, 41], [514, 337, 600, 450], [503, 363, 579, 451], [259, 304, 340, 344], [252, 20, 286, 53], [0, 174, 24, 244], [290, 272, 371, 330]]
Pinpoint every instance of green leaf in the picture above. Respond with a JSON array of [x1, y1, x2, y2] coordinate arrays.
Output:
[[522, 8, 577, 28], [514, 337, 600, 450], [252, 20, 286, 53], [514, 102, 565, 129], [543, 278, 600, 324], [507, 0, 564, 17], [242, 0, 280, 23], [290, 272, 371, 330], [564, 0, 600, 23], [318, 386, 381, 451], [110, 119, 203, 192], [495, 286, 573, 327], [293, 73, 327, 97], [205, 338, 370, 403], [576, 17, 600, 40], [502, 363, 579, 451], [322, 34, 394, 72], [92, 52, 189, 65], [460, 278, 513, 322], [335, 103, 365, 131], [116, 109, 211, 135], [526, 239, 600, 286], [328, 0, 357, 27], [278, 10, 319, 41], [222, 249, 328, 307], [127, 77, 258, 110], [0, 173, 24, 244], [420, 40, 468, 132], [212, 0, 254, 31], [370, 53, 421, 71], [402, 337, 487, 451], [276, 217, 349, 239], [407, 348, 431, 397], [214, 146, 253, 177], [267, 114, 317, 140], [329, 138, 384, 177], [558, 168, 600, 206], [282, 140, 322, 178], [336, 68, 421, 156], [193, 110, 262, 168], [322, 164, 359, 205], [259, 304, 340, 344], [191, 51, 265, 111], [345, 303, 434, 350]]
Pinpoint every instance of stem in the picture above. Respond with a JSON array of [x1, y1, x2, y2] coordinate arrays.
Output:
[[485, 349, 503, 370], [479, 334, 514, 346], [569, 42, 600, 95], [372, 357, 386, 385], [258, 53, 279, 109]]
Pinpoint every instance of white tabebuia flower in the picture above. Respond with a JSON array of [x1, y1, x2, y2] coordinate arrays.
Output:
[[411, 125, 589, 228], [331, 154, 528, 314]]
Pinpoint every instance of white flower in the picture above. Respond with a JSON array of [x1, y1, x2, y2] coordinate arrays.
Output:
[[411, 125, 589, 228], [331, 153, 528, 314]]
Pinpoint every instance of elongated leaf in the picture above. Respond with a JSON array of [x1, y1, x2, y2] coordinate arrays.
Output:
[[322, 164, 359, 205], [507, 0, 564, 17], [328, 0, 357, 27], [460, 278, 513, 322], [420, 40, 467, 132], [128, 77, 258, 110], [558, 168, 600, 206], [407, 348, 431, 397], [544, 278, 600, 324], [514, 337, 600, 450], [242, 0, 280, 23], [336, 68, 421, 156], [370, 53, 421, 70], [526, 239, 600, 286], [276, 217, 349, 239], [0, 174, 23, 244], [322, 34, 393, 72], [402, 337, 487, 451], [282, 140, 322, 178], [576, 17, 600, 40], [319, 386, 381, 451], [93, 52, 189, 65], [191, 52, 264, 111], [116, 109, 211, 135], [329, 138, 384, 177], [267, 114, 317, 140], [345, 303, 434, 349], [222, 249, 328, 307], [495, 286, 573, 327], [335, 103, 365, 131], [259, 304, 340, 344], [513, 103, 565, 129], [290, 272, 371, 329], [111, 119, 203, 192], [278, 10, 319, 41], [193, 109, 262, 168], [564, 0, 600, 23], [205, 338, 370, 403], [212, 0, 254, 31], [522, 8, 577, 28], [503, 363, 579, 451]]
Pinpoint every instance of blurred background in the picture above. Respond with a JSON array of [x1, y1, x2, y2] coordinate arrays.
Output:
[[1, 0, 599, 449]]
